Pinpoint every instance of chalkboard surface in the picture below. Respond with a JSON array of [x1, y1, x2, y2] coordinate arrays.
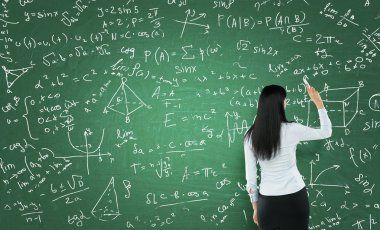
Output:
[[1, 0, 379, 229]]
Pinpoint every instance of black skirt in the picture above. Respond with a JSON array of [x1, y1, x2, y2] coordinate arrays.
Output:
[[257, 187, 309, 230]]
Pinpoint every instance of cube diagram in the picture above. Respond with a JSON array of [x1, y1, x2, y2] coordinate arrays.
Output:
[[307, 87, 359, 128]]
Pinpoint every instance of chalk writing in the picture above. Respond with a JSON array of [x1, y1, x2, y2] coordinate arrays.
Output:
[[0, 1, 379, 230]]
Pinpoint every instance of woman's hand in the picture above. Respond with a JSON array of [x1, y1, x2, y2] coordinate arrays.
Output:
[[306, 85, 324, 109], [253, 210, 258, 225], [252, 202, 258, 225]]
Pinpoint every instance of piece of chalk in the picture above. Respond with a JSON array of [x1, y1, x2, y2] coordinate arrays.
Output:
[[303, 78, 310, 88]]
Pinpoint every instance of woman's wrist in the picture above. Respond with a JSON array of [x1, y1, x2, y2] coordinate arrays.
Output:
[[252, 201, 257, 210], [315, 103, 324, 109]]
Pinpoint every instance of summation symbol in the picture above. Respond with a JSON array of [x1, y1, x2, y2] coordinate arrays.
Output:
[[105, 77, 150, 123], [91, 177, 121, 221], [2, 63, 34, 93]]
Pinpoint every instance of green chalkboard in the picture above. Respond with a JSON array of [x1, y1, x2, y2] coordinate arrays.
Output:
[[1, 0, 379, 229]]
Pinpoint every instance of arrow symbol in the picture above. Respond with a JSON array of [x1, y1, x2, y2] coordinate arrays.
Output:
[[314, 165, 340, 183], [309, 163, 349, 190], [311, 183, 349, 189], [224, 112, 234, 118]]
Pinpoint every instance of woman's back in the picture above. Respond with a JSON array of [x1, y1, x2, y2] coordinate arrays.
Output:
[[245, 108, 332, 197], [256, 122, 303, 196], [244, 84, 332, 229], [259, 111, 331, 195]]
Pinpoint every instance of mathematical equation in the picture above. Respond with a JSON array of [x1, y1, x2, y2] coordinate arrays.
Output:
[[0, 0, 379, 230]]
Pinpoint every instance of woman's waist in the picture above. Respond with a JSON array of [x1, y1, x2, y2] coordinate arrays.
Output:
[[260, 165, 299, 178]]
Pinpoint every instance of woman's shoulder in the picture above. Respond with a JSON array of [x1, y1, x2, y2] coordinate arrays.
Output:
[[282, 121, 305, 133], [280, 122, 304, 146], [283, 121, 303, 126], [282, 121, 299, 127]]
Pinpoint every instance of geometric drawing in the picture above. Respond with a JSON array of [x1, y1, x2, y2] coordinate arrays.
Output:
[[66, 128, 110, 175], [173, 9, 209, 39], [225, 111, 249, 148], [307, 86, 360, 128], [91, 177, 121, 221], [309, 161, 349, 190], [105, 77, 148, 123], [1, 64, 34, 90]]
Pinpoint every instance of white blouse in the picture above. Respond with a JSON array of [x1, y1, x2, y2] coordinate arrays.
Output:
[[244, 108, 332, 202]]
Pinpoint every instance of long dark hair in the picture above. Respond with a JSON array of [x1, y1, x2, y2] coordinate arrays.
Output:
[[244, 85, 293, 160]]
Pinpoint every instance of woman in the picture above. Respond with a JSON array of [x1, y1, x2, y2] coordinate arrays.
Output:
[[244, 84, 332, 230]]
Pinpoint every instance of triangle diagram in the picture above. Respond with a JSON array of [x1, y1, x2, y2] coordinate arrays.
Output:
[[91, 177, 121, 221], [123, 84, 146, 115], [106, 83, 127, 115], [2, 65, 31, 88], [106, 78, 146, 116]]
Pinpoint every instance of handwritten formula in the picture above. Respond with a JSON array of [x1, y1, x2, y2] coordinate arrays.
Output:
[[1, 0, 379, 229]]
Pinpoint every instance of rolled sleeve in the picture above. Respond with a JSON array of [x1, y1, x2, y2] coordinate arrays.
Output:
[[244, 138, 258, 202], [294, 107, 332, 142]]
